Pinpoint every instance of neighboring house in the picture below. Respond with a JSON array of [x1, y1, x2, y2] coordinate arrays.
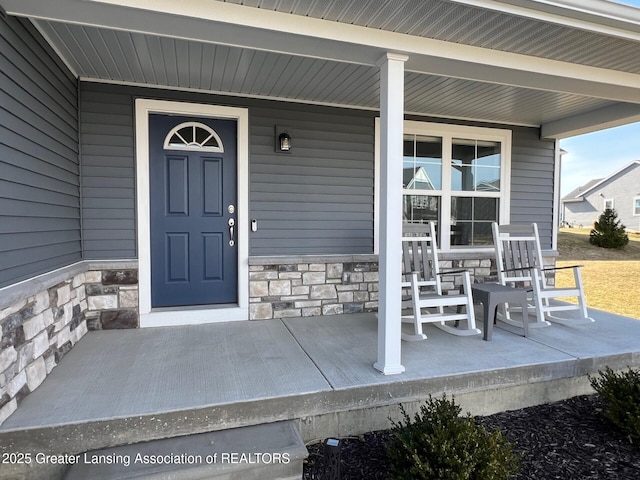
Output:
[[2, 0, 640, 423], [562, 161, 640, 231]]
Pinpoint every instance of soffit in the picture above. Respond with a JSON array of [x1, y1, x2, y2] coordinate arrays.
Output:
[[35, 20, 613, 127], [220, 0, 640, 74]]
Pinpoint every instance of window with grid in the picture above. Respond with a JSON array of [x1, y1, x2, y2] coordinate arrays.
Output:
[[402, 122, 511, 249]]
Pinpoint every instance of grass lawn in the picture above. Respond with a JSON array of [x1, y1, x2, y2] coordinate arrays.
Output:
[[555, 228, 640, 319]]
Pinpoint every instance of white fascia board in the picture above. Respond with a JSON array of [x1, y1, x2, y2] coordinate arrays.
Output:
[[6, 0, 640, 103], [541, 103, 640, 139], [449, 1, 640, 39]]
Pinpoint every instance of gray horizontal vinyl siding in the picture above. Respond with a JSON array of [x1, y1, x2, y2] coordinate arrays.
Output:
[[510, 127, 556, 249], [0, 15, 79, 288], [80, 83, 554, 257], [79, 88, 136, 259], [79, 82, 374, 257], [250, 107, 374, 254]]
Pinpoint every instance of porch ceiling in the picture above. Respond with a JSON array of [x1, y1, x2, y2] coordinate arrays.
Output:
[[4, 0, 640, 136], [33, 20, 612, 127]]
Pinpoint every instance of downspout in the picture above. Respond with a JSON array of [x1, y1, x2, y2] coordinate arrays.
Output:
[[552, 142, 564, 252], [77, 80, 84, 260]]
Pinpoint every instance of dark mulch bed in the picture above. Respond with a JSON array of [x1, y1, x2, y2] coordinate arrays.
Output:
[[303, 395, 640, 479]]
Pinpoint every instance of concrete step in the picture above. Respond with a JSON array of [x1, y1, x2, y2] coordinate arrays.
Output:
[[64, 421, 307, 480]]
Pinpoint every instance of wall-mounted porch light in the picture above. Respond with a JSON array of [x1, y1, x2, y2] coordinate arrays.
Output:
[[279, 132, 291, 151], [275, 125, 292, 153]]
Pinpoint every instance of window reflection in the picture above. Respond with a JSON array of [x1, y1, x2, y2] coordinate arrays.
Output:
[[403, 135, 442, 190], [400, 126, 507, 249], [403, 195, 440, 224], [451, 139, 501, 192]]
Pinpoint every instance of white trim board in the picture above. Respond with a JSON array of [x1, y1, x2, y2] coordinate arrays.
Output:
[[135, 99, 249, 327]]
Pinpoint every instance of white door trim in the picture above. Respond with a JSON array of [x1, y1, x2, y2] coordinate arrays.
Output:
[[135, 99, 249, 327]]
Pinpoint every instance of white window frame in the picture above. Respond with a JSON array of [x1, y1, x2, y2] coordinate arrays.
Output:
[[375, 119, 512, 252], [604, 198, 614, 210], [163, 121, 224, 152], [633, 196, 640, 216]]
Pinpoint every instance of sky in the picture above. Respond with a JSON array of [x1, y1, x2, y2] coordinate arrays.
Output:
[[613, 0, 640, 6], [559, 122, 640, 197]]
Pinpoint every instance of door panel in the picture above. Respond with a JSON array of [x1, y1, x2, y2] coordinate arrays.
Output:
[[149, 114, 237, 307], [167, 156, 189, 215], [203, 233, 224, 280], [203, 158, 223, 215], [166, 233, 189, 282]]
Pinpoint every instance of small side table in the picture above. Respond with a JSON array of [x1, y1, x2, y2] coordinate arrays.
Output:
[[471, 283, 529, 341]]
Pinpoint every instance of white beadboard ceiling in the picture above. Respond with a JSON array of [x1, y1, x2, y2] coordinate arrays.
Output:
[[220, 0, 640, 74], [34, 20, 615, 127], [11, 0, 639, 133]]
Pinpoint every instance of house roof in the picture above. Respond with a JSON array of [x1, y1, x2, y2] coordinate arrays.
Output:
[[563, 159, 640, 202], [3, 0, 640, 137], [562, 178, 604, 202]]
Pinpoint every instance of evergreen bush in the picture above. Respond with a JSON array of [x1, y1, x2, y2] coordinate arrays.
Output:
[[589, 208, 629, 249], [386, 394, 520, 480], [590, 367, 640, 445]]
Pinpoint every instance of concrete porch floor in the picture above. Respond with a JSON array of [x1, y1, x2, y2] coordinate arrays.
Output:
[[1, 307, 639, 461]]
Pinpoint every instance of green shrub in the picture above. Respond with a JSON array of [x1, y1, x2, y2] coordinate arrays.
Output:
[[589, 208, 629, 249], [386, 394, 520, 480], [590, 367, 640, 444]]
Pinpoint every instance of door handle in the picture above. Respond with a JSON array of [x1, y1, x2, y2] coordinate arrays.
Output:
[[228, 218, 235, 246]]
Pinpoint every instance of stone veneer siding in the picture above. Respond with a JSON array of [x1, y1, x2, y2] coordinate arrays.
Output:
[[0, 261, 138, 426], [84, 270, 139, 330], [248, 254, 510, 320], [249, 257, 380, 320]]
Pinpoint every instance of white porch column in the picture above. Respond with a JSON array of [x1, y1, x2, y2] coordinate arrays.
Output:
[[374, 52, 408, 375]]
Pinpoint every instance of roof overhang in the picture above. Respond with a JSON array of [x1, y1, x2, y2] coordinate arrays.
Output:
[[2, 0, 640, 138], [576, 160, 640, 196]]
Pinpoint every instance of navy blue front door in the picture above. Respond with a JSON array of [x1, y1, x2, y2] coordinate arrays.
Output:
[[149, 114, 237, 307]]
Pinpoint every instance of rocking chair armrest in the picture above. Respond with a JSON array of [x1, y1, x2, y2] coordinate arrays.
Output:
[[436, 269, 469, 276], [499, 266, 535, 273], [540, 264, 584, 272], [499, 265, 584, 275]]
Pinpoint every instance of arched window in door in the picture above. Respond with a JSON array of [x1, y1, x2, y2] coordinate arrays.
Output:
[[163, 122, 224, 152]]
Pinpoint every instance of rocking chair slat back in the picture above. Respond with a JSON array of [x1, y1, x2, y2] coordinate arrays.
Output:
[[492, 222, 593, 326], [401, 223, 438, 287], [400, 221, 480, 341], [493, 223, 544, 286]]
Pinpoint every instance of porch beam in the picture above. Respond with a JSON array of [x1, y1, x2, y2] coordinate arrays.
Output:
[[541, 102, 640, 139], [374, 52, 407, 376]]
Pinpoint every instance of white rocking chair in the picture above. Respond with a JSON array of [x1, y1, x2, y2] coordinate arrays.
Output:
[[401, 223, 480, 341], [492, 222, 594, 327]]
